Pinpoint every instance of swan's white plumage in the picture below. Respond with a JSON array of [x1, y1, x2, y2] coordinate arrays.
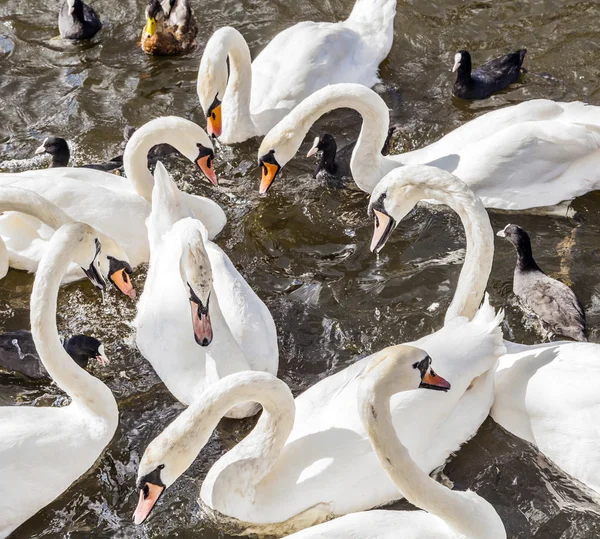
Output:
[[0, 117, 226, 269], [0, 224, 118, 539], [260, 84, 600, 210], [197, 0, 396, 143], [492, 340, 600, 495], [134, 163, 278, 415]]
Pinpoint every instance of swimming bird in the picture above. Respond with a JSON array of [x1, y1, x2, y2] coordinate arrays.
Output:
[[34, 137, 123, 172], [0, 331, 108, 379], [197, 0, 397, 143], [58, 0, 102, 40], [141, 0, 197, 55], [0, 223, 119, 538], [452, 49, 527, 100], [285, 347, 506, 539], [258, 83, 600, 210], [497, 224, 586, 341]]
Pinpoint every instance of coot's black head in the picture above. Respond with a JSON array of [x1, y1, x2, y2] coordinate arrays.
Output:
[[34, 136, 70, 168], [63, 335, 108, 369], [66, 0, 84, 19], [452, 50, 472, 74], [497, 224, 539, 270], [307, 134, 338, 177]]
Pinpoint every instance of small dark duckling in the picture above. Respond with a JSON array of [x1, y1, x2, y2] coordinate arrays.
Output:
[[34, 137, 123, 172], [498, 224, 587, 342], [58, 0, 102, 40], [452, 49, 527, 100], [307, 127, 396, 185], [141, 0, 198, 56], [0, 331, 108, 379]]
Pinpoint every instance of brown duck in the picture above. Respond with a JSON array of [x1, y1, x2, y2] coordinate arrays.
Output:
[[141, 0, 197, 56]]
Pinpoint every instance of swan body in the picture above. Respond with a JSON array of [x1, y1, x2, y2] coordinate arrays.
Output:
[[0, 223, 118, 538], [133, 165, 504, 534], [197, 0, 396, 143], [258, 83, 600, 210], [492, 340, 600, 495], [0, 186, 134, 292], [286, 346, 506, 539], [134, 163, 278, 416], [0, 117, 226, 267]]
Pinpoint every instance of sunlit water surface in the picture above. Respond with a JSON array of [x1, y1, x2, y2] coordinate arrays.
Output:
[[1, 0, 600, 537]]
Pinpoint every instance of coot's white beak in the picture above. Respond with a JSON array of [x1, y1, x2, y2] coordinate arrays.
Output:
[[306, 137, 320, 158], [452, 60, 460, 72]]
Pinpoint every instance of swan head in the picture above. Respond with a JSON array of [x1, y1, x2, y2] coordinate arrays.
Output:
[[197, 33, 228, 138], [178, 220, 213, 346], [257, 124, 305, 193], [93, 233, 136, 299], [361, 345, 451, 397], [368, 165, 452, 253]]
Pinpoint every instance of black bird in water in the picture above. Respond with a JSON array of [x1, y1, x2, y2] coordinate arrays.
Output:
[[307, 128, 396, 186], [452, 49, 527, 100], [0, 331, 108, 379], [497, 224, 587, 342], [58, 0, 102, 40], [34, 137, 123, 171]]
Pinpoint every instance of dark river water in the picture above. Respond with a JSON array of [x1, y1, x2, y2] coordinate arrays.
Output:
[[1, 0, 600, 537]]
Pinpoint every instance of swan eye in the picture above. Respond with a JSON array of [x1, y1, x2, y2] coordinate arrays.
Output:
[[142, 484, 150, 499], [374, 214, 380, 228]]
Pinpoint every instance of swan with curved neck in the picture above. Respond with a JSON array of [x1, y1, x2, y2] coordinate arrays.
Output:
[[286, 346, 506, 539], [0, 186, 135, 295], [197, 0, 397, 144], [0, 117, 226, 266], [134, 162, 278, 415], [258, 83, 600, 210], [371, 165, 600, 497], [0, 223, 119, 538], [132, 165, 504, 534], [368, 165, 494, 322]]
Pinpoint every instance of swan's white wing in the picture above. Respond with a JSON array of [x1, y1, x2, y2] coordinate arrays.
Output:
[[250, 22, 381, 131], [492, 342, 600, 494], [205, 242, 278, 376]]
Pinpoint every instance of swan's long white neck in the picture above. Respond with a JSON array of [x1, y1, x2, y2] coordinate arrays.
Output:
[[207, 27, 254, 137], [358, 362, 506, 539], [154, 372, 294, 508], [123, 120, 199, 202], [30, 224, 116, 418], [272, 84, 392, 192], [389, 169, 493, 322], [0, 186, 73, 230]]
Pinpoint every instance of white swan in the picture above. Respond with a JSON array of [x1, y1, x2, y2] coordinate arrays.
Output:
[[196, 0, 396, 143], [0, 186, 134, 295], [286, 345, 506, 539], [258, 83, 600, 210], [132, 165, 504, 535], [370, 166, 600, 496], [0, 117, 226, 267], [134, 162, 278, 417], [0, 223, 119, 539]]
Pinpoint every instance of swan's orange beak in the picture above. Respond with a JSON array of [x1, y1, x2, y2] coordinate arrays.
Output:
[[110, 268, 136, 299], [370, 209, 394, 253], [207, 103, 222, 138], [197, 155, 218, 186], [420, 367, 451, 392], [260, 161, 280, 194], [133, 482, 164, 525], [190, 300, 213, 346]]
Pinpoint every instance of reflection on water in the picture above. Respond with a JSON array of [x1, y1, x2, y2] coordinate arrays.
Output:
[[0, 0, 599, 537]]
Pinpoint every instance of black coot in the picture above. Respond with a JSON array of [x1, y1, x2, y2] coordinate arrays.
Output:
[[452, 49, 527, 100], [58, 0, 102, 40]]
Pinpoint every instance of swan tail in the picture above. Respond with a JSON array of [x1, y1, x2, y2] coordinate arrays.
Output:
[[345, 0, 397, 61], [469, 293, 507, 360]]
